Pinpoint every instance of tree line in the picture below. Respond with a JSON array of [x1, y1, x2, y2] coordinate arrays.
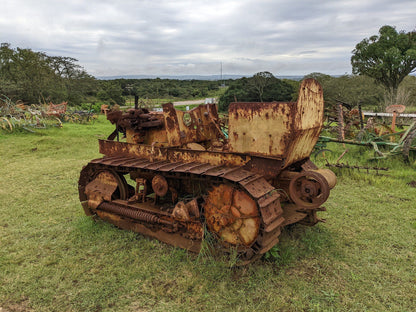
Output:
[[1, 25, 415, 112], [0, 43, 224, 107]]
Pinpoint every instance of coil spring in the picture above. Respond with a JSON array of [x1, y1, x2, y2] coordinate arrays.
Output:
[[99, 202, 170, 225]]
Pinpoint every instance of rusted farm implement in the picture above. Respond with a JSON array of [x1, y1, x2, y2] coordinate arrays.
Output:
[[0, 96, 63, 132], [78, 79, 336, 263], [320, 101, 416, 163], [46, 101, 67, 118], [64, 107, 97, 124]]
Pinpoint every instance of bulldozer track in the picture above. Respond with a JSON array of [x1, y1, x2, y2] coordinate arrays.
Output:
[[79, 155, 285, 263]]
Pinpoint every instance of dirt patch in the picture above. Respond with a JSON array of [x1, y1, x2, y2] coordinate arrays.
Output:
[[0, 297, 34, 312], [0, 303, 33, 312], [407, 181, 416, 187]]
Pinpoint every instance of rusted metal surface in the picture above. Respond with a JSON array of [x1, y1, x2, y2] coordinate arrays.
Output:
[[228, 101, 293, 156], [288, 171, 330, 209], [156, 103, 224, 146], [152, 175, 168, 197], [228, 79, 324, 168], [78, 78, 336, 264], [84, 169, 128, 209], [98, 139, 252, 166], [386, 104, 406, 132], [204, 184, 260, 246], [46, 101, 67, 117]]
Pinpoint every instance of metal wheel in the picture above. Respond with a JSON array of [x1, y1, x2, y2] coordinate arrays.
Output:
[[204, 184, 260, 247], [94, 169, 129, 200], [79, 165, 129, 215], [289, 171, 330, 209]]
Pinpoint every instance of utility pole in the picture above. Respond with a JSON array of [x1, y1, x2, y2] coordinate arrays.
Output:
[[220, 62, 225, 87]]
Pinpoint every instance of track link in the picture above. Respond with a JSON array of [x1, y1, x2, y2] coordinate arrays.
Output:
[[79, 155, 286, 263]]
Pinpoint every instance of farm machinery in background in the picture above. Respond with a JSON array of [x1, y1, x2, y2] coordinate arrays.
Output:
[[318, 101, 416, 166], [0, 97, 97, 132], [0, 96, 65, 131], [78, 79, 337, 264]]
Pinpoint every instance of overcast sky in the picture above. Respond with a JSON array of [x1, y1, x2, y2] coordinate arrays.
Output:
[[1, 0, 415, 77]]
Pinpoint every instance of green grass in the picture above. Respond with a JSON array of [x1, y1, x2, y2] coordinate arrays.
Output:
[[1, 117, 415, 311]]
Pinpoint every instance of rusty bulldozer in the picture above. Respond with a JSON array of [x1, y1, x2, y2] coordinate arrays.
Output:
[[78, 78, 336, 264]]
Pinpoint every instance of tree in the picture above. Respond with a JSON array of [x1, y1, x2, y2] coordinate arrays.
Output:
[[322, 75, 384, 110], [98, 80, 125, 105], [302, 73, 386, 110], [250, 71, 275, 102], [0, 43, 98, 105], [351, 25, 416, 97], [218, 72, 294, 112], [0, 44, 58, 103], [303, 72, 332, 85]]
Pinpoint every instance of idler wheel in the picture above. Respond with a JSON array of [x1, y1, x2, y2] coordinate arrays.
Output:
[[289, 170, 330, 209], [99, 170, 129, 200], [204, 184, 260, 247], [82, 168, 129, 211]]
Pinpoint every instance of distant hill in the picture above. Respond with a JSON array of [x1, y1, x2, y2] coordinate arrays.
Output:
[[96, 74, 305, 81]]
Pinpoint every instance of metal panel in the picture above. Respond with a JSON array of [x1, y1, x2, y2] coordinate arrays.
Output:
[[228, 102, 293, 157]]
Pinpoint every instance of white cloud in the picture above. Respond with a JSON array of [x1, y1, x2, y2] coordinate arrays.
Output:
[[1, 0, 415, 77]]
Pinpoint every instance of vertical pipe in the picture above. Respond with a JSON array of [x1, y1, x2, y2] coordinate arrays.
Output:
[[391, 112, 397, 132], [134, 95, 139, 109]]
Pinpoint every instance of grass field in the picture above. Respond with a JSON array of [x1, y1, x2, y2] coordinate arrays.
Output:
[[0, 116, 415, 312]]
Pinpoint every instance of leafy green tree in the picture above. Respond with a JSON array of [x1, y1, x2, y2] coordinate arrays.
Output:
[[282, 78, 301, 101], [98, 80, 125, 105], [0, 43, 56, 103], [0, 43, 98, 105], [218, 72, 294, 112], [323, 75, 384, 110], [302, 73, 385, 110], [351, 25, 416, 97], [250, 71, 275, 102]]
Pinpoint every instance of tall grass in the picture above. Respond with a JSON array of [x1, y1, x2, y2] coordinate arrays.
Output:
[[0, 117, 415, 311], [383, 87, 413, 110]]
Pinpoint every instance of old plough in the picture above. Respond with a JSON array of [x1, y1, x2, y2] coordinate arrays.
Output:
[[0, 96, 63, 132], [319, 101, 416, 163]]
